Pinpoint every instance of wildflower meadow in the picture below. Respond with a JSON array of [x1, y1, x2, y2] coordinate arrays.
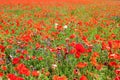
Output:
[[0, 0, 120, 80]]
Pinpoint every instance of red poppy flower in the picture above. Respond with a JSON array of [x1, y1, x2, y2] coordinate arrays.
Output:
[[36, 43, 41, 49], [7, 74, 17, 80], [82, 36, 87, 42], [16, 49, 21, 53], [115, 69, 120, 75], [19, 55, 24, 59], [70, 49, 76, 54], [108, 41, 112, 48], [80, 75, 88, 80], [0, 25, 3, 30], [32, 56, 36, 60], [70, 34, 76, 39], [21, 50, 28, 54], [78, 21, 83, 26], [7, 73, 24, 80], [75, 44, 86, 53], [75, 52, 81, 58], [75, 43, 86, 58], [69, 42, 76, 47], [38, 56, 43, 61], [1, 66, 7, 71], [73, 69, 79, 75], [53, 75, 67, 80], [109, 61, 117, 67], [76, 62, 88, 68], [92, 52, 99, 57], [114, 76, 120, 80], [15, 63, 30, 76], [95, 64, 103, 70], [16, 77, 24, 80], [16, 20, 20, 27], [21, 35, 32, 42], [95, 34, 100, 40], [20, 67, 30, 76], [32, 70, 39, 77], [12, 58, 20, 64], [0, 72, 3, 77], [0, 45, 5, 52], [109, 53, 120, 60]]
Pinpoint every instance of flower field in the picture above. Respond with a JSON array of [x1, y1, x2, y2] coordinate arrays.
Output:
[[0, 0, 120, 80]]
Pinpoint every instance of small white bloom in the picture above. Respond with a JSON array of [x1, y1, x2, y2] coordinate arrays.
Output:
[[55, 23, 58, 29], [63, 25, 68, 29], [110, 54, 115, 57], [55, 23, 58, 26], [52, 64, 57, 69]]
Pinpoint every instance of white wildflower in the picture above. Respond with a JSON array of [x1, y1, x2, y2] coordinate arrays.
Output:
[[52, 64, 57, 69], [55, 23, 58, 29], [63, 25, 68, 29]]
